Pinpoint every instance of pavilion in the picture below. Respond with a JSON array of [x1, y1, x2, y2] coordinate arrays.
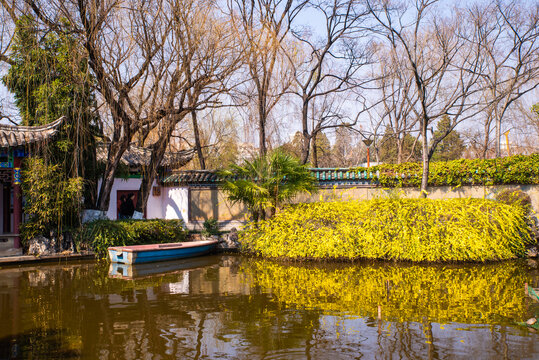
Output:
[[0, 117, 64, 256]]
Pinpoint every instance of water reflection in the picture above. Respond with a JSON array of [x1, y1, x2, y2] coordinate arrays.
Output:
[[108, 256, 220, 280], [0, 256, 538, 359]]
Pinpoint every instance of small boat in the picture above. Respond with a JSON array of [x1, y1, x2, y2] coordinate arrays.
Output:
[[108, 240, 218, 264]]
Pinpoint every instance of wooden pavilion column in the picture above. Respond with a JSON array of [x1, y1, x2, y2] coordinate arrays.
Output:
[[12, 157, 22, 248]]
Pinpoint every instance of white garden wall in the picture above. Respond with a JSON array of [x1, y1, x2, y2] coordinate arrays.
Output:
[[98, 178, 162, 219], [162, 187, 189, 222]]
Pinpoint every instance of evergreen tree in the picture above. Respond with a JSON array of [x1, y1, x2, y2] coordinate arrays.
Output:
[[279, 132, 303, 160], [379, 127, 421, 164], [279, 131, 333, 167], [311, 132, 332, 168], [431, 116, 466, 162]]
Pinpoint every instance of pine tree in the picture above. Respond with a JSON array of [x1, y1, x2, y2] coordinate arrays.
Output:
[[431, 116, 466, 162]]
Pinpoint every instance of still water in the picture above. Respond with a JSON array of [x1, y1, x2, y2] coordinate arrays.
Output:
[[1, 255, 539, 359]]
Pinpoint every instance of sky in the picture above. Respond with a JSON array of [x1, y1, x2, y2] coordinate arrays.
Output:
[[0, 0, 537, 150]]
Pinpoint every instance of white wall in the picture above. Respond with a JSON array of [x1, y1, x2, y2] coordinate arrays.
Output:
[[99, 178, 162, 219], [162, 187, 189, 223]]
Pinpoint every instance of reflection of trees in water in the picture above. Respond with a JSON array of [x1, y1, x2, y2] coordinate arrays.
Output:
[[0, 328, 80, 359], [211, 289, 323, 357], [2, 257, 539, 359]]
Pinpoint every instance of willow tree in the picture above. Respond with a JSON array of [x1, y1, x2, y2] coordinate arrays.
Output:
[[2, 15, 99, 211], [19, 0, 197, 211]]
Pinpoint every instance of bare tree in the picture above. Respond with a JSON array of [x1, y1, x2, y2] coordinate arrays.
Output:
[[367, 0, 485, 193], [228, 0, 306, 156], [0, 1, 17, 67], [19, 0, 183, 211], [375, 43, 420, 164], [18, 0, 238, 213], [134, 0, 244, 212], [285, 0, 372, 164], [471, 0, 539, 158]]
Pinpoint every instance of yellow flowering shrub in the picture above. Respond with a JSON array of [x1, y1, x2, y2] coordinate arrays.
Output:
[[239, 198, 533, 262]]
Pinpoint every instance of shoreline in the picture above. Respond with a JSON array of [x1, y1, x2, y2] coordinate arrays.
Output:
[[0, 251, 96, 266]]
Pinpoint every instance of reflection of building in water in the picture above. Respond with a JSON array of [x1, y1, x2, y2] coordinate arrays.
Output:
[[160, 261, 252, 297], [163, 275, 189, 295], [187, 266, 251, 296]]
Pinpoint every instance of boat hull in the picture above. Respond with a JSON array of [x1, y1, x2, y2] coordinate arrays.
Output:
[[108, 240, 218, 264]]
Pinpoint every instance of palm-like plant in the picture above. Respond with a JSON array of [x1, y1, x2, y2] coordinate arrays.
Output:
[[220, 150, 317, 221]]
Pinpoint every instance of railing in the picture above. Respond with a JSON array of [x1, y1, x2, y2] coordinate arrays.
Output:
[[309, 168, 379, 186], [161, 168, 382, 187]]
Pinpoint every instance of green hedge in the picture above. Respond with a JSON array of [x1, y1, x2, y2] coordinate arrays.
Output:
[[239, 198, 533, 262], [356, 154, 539, 187], [79, 219, 188, 258]]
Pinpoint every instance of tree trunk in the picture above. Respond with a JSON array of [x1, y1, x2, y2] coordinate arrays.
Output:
[[495, 98, 514, 158], [301, 101, 310, 164], [311, 133, 318, 168], [495, 114, 501, 158], [396, 134, 403, 164], [135, 121, 177, 213], [258, 105, 267, 157], [191, 110, 206, 169], [81, 139, 98, 209], [420, 118, 429, 197], [97, 140, 129, 211], [482, 119, 491, 159]]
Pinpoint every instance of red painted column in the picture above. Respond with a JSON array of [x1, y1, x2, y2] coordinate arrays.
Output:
[[12, 157, 22, 248]]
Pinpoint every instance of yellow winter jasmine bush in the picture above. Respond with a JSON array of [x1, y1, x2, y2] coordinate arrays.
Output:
[[239, 198, 533, 262]]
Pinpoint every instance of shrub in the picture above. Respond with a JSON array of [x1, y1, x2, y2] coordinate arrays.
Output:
[[79, 219, 187, 258], [239, 198, 533, 262], [220, 150, 317, 221], [202, 218, 219, 237], [495, 189, 532, 214], [21, 158, 83, 242], [353, 154, 539, 187]]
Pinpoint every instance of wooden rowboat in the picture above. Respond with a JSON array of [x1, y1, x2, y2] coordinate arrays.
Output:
[[108, 240, 218, 264]]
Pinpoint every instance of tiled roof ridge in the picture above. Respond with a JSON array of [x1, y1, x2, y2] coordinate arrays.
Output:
[[0, 116, 65, 149]]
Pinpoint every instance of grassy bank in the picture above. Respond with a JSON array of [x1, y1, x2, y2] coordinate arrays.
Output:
[[239, 198, 534, 262]]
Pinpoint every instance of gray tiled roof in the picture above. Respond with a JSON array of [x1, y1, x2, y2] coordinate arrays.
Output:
[[97, 143, 195, 168], [0, 117, 64, 149], [161, 168, 377, 187]]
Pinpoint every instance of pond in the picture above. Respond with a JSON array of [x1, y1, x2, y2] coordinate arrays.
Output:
[[1, 255, 539, 359]]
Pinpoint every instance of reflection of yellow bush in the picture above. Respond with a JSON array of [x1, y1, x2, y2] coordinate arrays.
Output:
[[239, 198, 533, 261], [241, 259, 531, 324]]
